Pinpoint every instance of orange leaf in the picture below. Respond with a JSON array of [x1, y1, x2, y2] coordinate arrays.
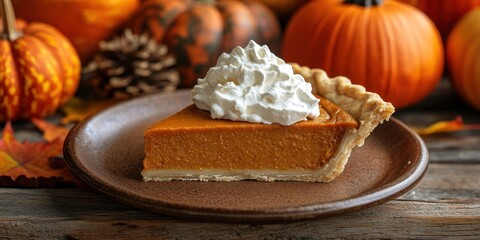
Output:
[[61, 97, 118, 125], [0, 122, 80, 187], [32, 118, 70, 142], [413, 116, 480, 135]]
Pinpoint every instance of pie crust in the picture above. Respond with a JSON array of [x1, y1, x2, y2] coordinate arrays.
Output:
[[142, 64, 395, 182], [288, 63, 395, 181]]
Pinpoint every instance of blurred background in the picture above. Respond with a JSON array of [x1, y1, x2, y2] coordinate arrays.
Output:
[[2, 0, 480, 116]]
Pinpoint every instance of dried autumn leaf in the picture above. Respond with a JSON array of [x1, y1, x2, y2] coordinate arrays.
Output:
[[61, 97, 118, 125], [0, 122, 80, 187], [413, 116, 480, 135], [32, 118, 70, 142]]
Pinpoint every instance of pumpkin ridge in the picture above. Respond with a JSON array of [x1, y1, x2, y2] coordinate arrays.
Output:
[[352, 6, 370, 91], [450, 13, 475, 100], [461, 36, 480, 107], [0, 42, 21, 120], [29, 31, 64, 109], [324, 5, 350, 74], [469, 39, 480, 109], [472, 40, 480, 110], [7, 40, 25, 119], [363, 6, 375, 93], [32, 37, 63, 116], [12, 35, 61, 118], [403, 12, 426, 106], [24, 23, 80, 104], [334, 6, 365, 87], [379, 4, 404, 102], [406, 7, 443, 105], [311, 2, 335, 68], [387, 6, 417, 106], [373, 7, 393, 102], [449, 9, 480, 110]]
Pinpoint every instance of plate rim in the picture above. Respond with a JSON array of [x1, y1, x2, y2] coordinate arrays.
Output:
[[64, 90, 429, 223]]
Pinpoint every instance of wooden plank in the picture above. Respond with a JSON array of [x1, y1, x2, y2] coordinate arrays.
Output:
[[395, 110, 480, 163], [399, 164, 480, 201], [420, 134, 480, 164], [0, 163, 478, 239], [0, 201, 478, 240]]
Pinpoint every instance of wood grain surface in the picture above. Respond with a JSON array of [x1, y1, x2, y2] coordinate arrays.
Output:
[[0, 164, 479, 239], [1, 79, 480, 239]]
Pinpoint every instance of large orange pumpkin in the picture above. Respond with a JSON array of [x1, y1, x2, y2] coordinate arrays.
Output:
[[396, 0, 480, 41], [282, 0, 444, 108], [12, 0, 140, 63], [129, 0, 281, 88], [0, 0, 80, 121], [447, 9, 480, 111]]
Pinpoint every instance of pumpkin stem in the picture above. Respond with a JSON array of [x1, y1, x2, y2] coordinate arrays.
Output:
[[343, 0, 383, 7], [0, 0, 22, 41]]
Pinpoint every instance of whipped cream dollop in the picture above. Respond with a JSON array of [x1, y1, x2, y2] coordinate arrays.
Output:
[[191, 40, 320, 126]]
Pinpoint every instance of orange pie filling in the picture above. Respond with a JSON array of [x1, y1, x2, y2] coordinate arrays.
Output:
[[142, 97, 358, 179]]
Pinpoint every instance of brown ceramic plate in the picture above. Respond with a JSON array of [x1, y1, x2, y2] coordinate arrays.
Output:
[[64, 90, 428, 223]]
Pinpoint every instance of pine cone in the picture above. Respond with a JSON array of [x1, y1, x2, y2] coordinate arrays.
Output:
[[88, 29, 179, 100]]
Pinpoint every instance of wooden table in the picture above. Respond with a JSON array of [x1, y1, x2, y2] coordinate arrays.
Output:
[[1, 80, 479, 239]]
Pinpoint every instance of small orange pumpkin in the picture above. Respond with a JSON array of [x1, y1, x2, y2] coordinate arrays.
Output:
[[396, 0, 480, 41], [129, 0, 281, 88], [0, 0, 80, 121], [447, 8, 480, 110], [282, 0, 444, 108]]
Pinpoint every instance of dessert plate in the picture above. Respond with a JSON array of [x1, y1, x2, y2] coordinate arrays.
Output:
[[64, 90, 428, 223]]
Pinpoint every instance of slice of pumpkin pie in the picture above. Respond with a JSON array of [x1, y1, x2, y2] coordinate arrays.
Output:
[[142, 41, 394, 182]]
